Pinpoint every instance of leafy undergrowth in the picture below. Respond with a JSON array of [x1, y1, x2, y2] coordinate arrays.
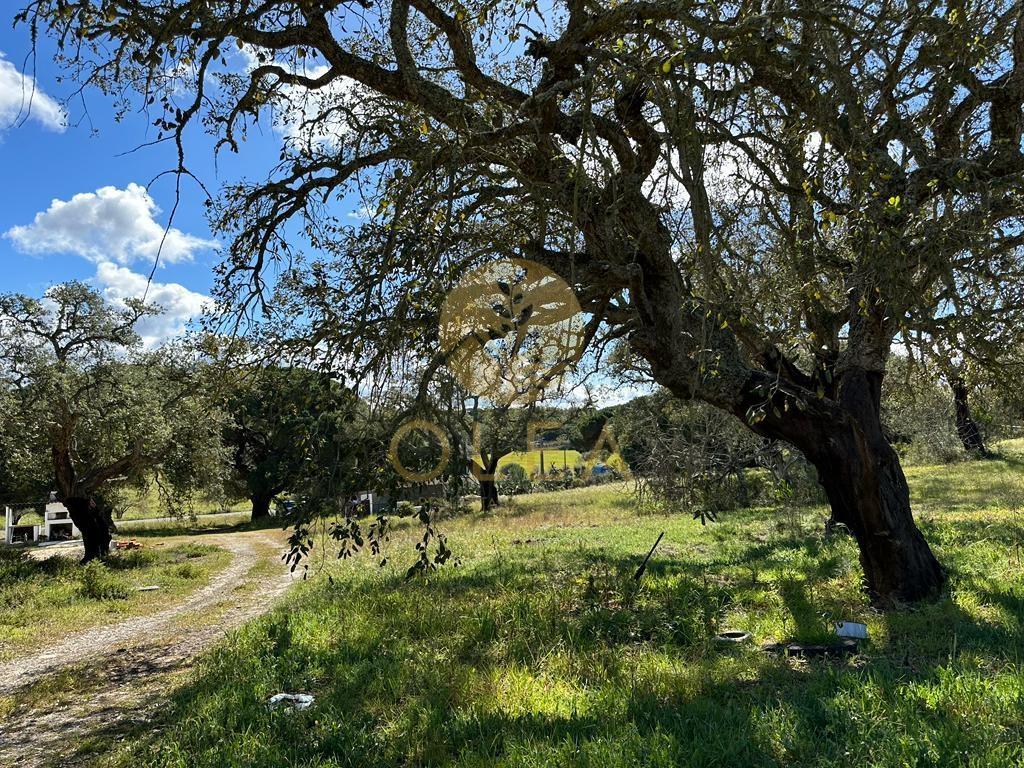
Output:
[[96, 449, 1024, 768], [0, 543, 230, 660]]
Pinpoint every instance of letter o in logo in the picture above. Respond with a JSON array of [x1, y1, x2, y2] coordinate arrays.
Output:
[[388, 419, 451, 483]]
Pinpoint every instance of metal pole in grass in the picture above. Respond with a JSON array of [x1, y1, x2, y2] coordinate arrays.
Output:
[[634, 531, 666, 582]]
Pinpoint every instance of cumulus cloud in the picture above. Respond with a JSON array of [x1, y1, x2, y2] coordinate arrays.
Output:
[[234, 47, 364, 149], [0, 51, 66, 133], [95, 261, 210, 347], [4, 183, 217, 265]]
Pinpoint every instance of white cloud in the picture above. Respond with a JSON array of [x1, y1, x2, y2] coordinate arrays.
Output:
[[275, 68, 363, 148], [235, 47, 365, 149], [4, 183, 217, 265], [0, 51, 66, 133], [94, 261, 210, 347]]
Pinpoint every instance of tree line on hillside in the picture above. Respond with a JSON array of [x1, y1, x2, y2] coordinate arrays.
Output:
[[3, 282, 1020, 567]]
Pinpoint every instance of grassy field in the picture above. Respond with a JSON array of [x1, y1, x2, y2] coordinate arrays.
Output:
[[114, 488, 250, 521], [88, 442, 1024, 767], [487, 448, 584, 475], [0, 492, 250, 529], [0, 543, 231, 662]]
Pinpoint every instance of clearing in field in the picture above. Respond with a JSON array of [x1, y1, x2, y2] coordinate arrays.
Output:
[[490, 448, 584, 474]]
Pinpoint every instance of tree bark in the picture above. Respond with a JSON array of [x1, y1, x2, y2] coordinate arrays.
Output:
[[951, 378, 989, 456], [64, 496, 112, 562], [765, 369, 945, 604], [250, 492, 275, 521], [478, 455, 501, 512]]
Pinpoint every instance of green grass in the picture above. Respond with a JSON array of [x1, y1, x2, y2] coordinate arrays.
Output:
[[487, 448, 584, 475], [95, 444, 1024, 767], [1, 491, 250, 529], [114, 487, 250, 521], [0, 543, 231, 661], [117, 511, 254, 535]]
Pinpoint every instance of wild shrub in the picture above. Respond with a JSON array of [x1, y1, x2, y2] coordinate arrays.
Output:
[[0, 548, 38, 581], [174, 562, 201, 579], [80, 561, 130, 600], [497, 463, 532, 495]]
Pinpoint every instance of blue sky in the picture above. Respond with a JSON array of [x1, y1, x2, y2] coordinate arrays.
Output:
[[0, 20, 284, 344]]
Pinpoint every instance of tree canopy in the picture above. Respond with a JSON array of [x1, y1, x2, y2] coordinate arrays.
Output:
[[21, 0, 1024, 602], [0, 282, 224, 559], [224, 364, 368, 519]]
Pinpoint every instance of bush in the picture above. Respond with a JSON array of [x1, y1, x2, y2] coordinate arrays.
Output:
[[0, 547, 38, 580], [534, 466, 583, 492], [80, 562, 130, 600], [497, 463, 533, 495], [174, 562, 200, 579], [107, 549, 158, 570], [882, 359, 965, 463]]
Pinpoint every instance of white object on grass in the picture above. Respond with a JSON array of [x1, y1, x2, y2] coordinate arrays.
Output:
[[835, 621, 868, 639], [267, 693, 315, 711]]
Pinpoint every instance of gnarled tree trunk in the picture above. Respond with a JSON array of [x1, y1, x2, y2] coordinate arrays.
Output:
[[480, 477, 500, 511], [475, 455, 501, 512], [802, 371, 944, 602], [53, 443, 118, 562], [250, 491, 275, 521], [64, 496, 113, 562]]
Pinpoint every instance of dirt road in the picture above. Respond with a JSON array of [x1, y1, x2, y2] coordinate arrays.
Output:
[[0, 528, 294, 767]]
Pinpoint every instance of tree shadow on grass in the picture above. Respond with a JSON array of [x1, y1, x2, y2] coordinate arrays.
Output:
[[86, 515, 1024, 768]]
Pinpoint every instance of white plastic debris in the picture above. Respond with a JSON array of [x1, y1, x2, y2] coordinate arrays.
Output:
[[136, 585, 161, 592], [267, 693, 315, 711], [835, 621, 868, 639]]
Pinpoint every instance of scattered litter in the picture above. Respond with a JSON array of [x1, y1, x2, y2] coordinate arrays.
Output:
[[714, 630, 752, 644], [835, 621, 868, 639], [267, 693, 315, 711], [136, 585, 161, 592], [763, 639, 859, 658], [115, 540, 143, 550]]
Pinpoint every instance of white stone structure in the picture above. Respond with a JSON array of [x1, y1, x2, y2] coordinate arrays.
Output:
[[4, 506, 39, 544], [43, 501, 80, 541]]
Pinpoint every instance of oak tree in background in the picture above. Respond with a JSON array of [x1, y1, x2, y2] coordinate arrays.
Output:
[[24, 0, 1024, 602], [224, 365, 365, 520], [467, 403, 532, 511], [0, 283, 224, 560], [898, 255, 1024, 457]]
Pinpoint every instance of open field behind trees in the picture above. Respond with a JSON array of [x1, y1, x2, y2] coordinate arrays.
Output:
[[0, 492, 250, 529], [491, 449, 585, 475], [113, 490, 251, 522], [84, 442, 1024, 768]]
